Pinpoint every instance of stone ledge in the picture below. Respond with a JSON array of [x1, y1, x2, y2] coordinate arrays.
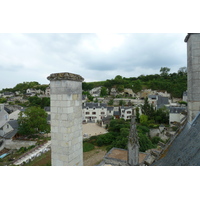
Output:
[[47, 72, 84, 82]]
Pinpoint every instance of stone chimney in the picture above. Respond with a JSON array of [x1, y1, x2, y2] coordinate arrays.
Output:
[[185, 33, 200, 122], [47, 72, 84, 166]]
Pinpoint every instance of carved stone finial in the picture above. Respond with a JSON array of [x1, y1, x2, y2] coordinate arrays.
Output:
[[47, 72, 84, 82]]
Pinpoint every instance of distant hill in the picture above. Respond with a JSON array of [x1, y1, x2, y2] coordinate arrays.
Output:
[[82, 67, 187, 98]]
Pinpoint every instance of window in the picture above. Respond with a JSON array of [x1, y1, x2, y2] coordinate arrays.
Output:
[[92, 112, 96, 115], [101, 112, 105, 115], [93, 107, 96, 110], [86, 112, 90, 115], [127, 111, 131, 114]]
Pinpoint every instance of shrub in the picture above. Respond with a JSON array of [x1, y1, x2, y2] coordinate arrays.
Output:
[[83, 142, 95, 152], [151, 136, 163, 145], [138, 132, 155, 152]]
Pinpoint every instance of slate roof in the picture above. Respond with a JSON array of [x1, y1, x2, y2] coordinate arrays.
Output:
[[82, 102, 107, 109], [107, 107, 114, 111], [113, 111, 120, 116], [169, 107, 187, 114], [157, 96, 169, 109], [0, 109, 8, 128], [3, 120, 19, 139], [152, 112, 200, 166], [148, 95, 157, 99], [120, 106, 132, 110]]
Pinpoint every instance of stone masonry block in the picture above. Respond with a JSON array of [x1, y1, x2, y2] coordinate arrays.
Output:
[[59, 154, 69, 162]]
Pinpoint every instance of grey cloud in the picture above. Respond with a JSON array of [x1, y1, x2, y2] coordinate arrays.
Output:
[[0, 33, 187, 90]]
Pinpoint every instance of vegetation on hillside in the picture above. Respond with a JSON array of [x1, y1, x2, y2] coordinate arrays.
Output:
[[82, 67, 187, 98], [0, 81, 49, 94]]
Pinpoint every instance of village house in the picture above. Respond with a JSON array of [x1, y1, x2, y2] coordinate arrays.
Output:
[[148, 95, 170, 110], [26, 88, 44, 96], [169, 106, 187, 124], [45, 87, 50, 96], [119, 106, 133, 120], [1, 92, 14, 98], [82, 102, 107, 123], [89, 86, 102, 97], [183, 91, 187, 102], [0, 104, 18, 142]]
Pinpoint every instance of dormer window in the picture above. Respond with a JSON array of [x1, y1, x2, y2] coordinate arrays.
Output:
[[93, 107, 95, 110]]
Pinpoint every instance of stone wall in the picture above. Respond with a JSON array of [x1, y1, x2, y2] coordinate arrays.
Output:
[[4, 140, 36, 150]]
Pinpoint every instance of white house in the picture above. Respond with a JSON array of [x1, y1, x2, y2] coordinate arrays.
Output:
[[183, 91, 187, 102], [169, 107, 187, 124], [89, 87, 102, 97], [2, 92, 14, 98], [45, 87, 50, 96], [0, 104, 12, 137], [82, 102, 107, 123], [26, 88, 44, 95], [120, 106, 133, 120]]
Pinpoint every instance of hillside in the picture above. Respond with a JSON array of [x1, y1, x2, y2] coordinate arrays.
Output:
[[82, 67, 187, 98]]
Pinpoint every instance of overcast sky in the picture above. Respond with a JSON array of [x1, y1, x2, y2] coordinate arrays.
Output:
[[0, 33, 187, 90]]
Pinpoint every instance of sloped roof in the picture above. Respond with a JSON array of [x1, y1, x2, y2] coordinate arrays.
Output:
[[107, 107, 114, 111], [157, 96, 169, 109], [170, 107, 186, 114], [3, 120, 19, 139], [82, 102, 107, 109], [153, 112, 200, 166], [0, 109, 9, 128]]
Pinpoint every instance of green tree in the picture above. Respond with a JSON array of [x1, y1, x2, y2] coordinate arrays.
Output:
[[135, 107, 140, 123], [18, 106, 50, 135], [100, 87, 107, 97], [141, 97, 155, 119], [117, 85, 124, 92], [160, 67, 170, 77], [138, 132, 155, 152], [28, 96, 41, 107], [140, 114, 148, 126], [155, 107, 169, 124], [132, 80, 142, 93], [13, 81, 40, 93], [108, 99, 114, 106], [40, 97, 50, 108], [0, 98, 7, 103], [119, 100, 125, 106]]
